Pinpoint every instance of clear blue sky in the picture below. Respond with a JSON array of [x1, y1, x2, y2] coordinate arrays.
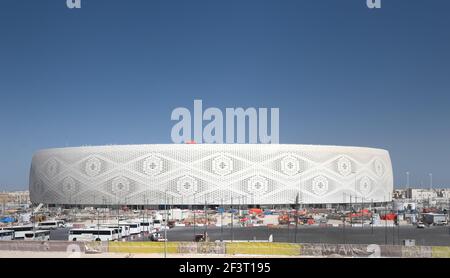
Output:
[[0, 0, 449, 190]]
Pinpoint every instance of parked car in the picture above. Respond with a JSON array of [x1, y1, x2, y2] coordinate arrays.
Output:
[[150, 232, 166, 242], [194, 232, 209, 242]]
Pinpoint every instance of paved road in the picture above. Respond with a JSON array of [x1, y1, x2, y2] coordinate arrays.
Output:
[[164, 226, 450, 246], [51, 226, 450, 246]]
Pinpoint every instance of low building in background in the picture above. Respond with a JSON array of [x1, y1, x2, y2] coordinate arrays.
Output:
[[0, 191, 30, 206], [407, 188, 438, 200]]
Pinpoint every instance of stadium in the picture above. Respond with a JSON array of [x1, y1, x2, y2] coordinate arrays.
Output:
[[29, 144, 393, 207]]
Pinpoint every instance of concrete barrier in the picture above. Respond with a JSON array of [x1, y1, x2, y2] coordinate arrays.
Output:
[[226, 242, 301, 256], [178, 242, 225, 254], [301, 244, 375, 257], [431, 246, 450, 258], [401, 246, 432, 258], [108, 241, 179, 254], [0, 240, 86, 252], [1, 241, 449, 258]]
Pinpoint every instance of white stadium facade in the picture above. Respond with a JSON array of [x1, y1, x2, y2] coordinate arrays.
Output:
[[29, 144, 393, 207]]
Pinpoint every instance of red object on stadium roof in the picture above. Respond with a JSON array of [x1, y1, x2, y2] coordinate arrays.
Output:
[[186, 140, 197, 144]]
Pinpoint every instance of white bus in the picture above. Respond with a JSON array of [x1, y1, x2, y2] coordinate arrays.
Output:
[[0, 230, 15, 240], [69, 228, 118, 242], [120, 222, 141, 235], [24, 230, 50, 241], [99, 225, 122, 238], [98, 224, 130, 238], [2, 225, 34, 240], [120, 225, 130, 237], [152, 219, 161, 230], [140, 221, 151, 232], [37, 220, 65, 230]]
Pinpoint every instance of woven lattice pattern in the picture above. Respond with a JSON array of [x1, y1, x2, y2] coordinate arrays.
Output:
[[29, 144, 393, 205]]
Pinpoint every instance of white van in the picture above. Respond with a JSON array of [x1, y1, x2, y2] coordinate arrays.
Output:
[[0, 230, 15, 240], [2, 225, 34, 240], [140, 221, 151, 232], [37, 220, 65, 230], [69, 228, 118, 242], [24, 230, 50, 241], [120, 225, 130, 237], [119, 222, 141, 235], [99, 225, 123, 238], [153, 219, 161, 230]]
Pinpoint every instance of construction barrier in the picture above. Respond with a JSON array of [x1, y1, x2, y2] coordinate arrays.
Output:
[[108, 241, 179, 254], [226, 242, 301, 256], [401, 246, 432, 258], [178, 242, 226, 254], [85, 241, 109, 253], [0, 240, 87, 253], [431, 246, 450, 258], [299, 244, 407, 258], [106, 242, 446, 258], [301, 244, 375, 257], [376, 245, 402, 258], [0, 241, 449, 258]]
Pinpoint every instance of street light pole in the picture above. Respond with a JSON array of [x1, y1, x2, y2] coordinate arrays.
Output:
[[204, 196, 207, 237], [97, 201, 100, 236], [142, 194, 145, 235], [193, 194, 196, 238], [231, 195, 234, 242], [220, 198, 223, 242], [384, 195, 387, 245], [371, 198, 374, 234], [392, 197, 395, 246], [397, 207, 400, 245], [361, 196, 364, 229], [294, 193, 299, 243], [239, 196, 242, 219], [350, 195, 352, 226], [343, 192, 346, 244], [146, 198, 148, 228], [164, 190, 168, 258], [354, 173, 357, 212], [116, 193, 119, 240]]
